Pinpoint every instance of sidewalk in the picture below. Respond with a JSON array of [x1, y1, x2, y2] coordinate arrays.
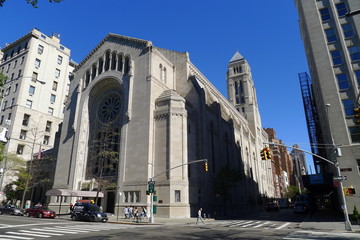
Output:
[[107, 215, 212, 225], [300, 208, 360, 233]]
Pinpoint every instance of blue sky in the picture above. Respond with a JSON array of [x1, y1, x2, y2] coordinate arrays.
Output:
[[0, 0, 315, 172]]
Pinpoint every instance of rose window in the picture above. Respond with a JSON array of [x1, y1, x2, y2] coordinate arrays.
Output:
[[98, 93, 121, 123]]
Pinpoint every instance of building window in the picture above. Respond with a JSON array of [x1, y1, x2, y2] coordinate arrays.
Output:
[[20, 130, 27, 140], [57, 55, 63, 65], [357, 159, 360, 174], [348, 46, 360, 61], [336, 73, 350, 90], [14, 83, 18, 93], [11, 98, 15, 106], [43, 135, 50, 145], [55, 69, 60, 78], [123, 191, 140, 203], [32, 72, 38, 82], [349, 126, 360, 143], [45, 121, 52, 132], [7, 113, 11, 120], [29, 86, 35, 95], [21, 56, 25, 65], [52, 81, 58, 91], [325, 28, 337, 43], [175, 190, 181, 202], [331, 50, 343, 65], [48, 107, 54, 115], [50, 94, 56, 103], [13, 60, 17, 68], [2, 101, 7, 110], [354, 69, 360, 86], [35, 58, 41, 68], [342, 99, 354, 116], [0, 116, 3, 125], [342, 24, 354, 39], [26, 100, 32, 108], [320, 8, 331, 21], [336, 2, 347, 17], [17, 145, 24, 155], [38, 45, 44, 54], [18, 69, 22, 78], [22, 114, 30, 126]]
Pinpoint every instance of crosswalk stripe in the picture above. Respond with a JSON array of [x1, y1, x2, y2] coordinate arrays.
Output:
[[0, 236, 33, 240], [229, 221, 252, 227], [6, 232, 49, 238], [37, 229, 78, 234], [242, 221, 261, 228], [253, 221, 270, 228], [275, 222, 291, 229], [24, 230, 63, 236], [42, 226, 91, 232]]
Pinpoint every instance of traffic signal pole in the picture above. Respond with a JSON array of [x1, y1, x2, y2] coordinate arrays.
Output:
[[264, 141, 352, 231], [148, 159, 208, 223]]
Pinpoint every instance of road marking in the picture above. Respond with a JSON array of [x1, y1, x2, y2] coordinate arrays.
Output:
[[37, 228, 79, 234], [228, 221, 251, 227], [242, 221, 261, 228], [6, 232, 50, 238], [0, 223, 72, 229], [275, 222, 291, 229], [0, 235, 33, 240], [21, 230, 62, 236], [253, 221, 270, 228]]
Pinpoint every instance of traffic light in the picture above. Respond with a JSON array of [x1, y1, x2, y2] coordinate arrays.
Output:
[[265, 147, 272, 159], [204, 162, 209, 172], [355, 108, 360, 125], [260, 149, 267, 160], [344, 187, 356, 196]]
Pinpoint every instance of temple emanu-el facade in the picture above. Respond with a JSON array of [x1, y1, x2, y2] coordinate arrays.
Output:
[[47, 33, 273, 218]]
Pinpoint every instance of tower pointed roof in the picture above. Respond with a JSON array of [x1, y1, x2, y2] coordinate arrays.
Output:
[[229, 51, 244, 63]]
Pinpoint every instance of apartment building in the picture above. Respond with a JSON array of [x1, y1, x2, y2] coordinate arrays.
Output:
[[295, 0, 360, 212], [0, 29, 74, 190]]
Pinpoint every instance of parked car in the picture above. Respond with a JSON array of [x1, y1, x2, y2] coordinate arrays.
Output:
[[293, 203, 308, 213], [278, 198, 290, 208], [289, 202, 296, 209], [71, 202, 108, 222], [266, 202, 280, 212], [25, 206, 56, 218], [0, 205, 24, 216]]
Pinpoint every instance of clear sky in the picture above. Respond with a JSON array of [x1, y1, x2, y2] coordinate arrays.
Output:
[[0, 0, 315, 172]]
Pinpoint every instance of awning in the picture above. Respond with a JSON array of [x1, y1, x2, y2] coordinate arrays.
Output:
[[45, 189, 104, 198]]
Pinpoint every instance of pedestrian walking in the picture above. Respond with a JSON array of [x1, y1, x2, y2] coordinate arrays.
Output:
[[124, 206, 129, 219], [69, 203, 74, 213], [196, 208, 205, 224]]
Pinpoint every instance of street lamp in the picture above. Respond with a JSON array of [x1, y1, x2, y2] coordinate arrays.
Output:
[[325, 103, 352, 231]]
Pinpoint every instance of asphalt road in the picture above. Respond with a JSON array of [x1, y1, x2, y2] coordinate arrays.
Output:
[[0, 209, 359, 240]]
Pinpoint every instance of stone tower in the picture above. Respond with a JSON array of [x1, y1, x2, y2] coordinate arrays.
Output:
[[226, 51, 261, 135]]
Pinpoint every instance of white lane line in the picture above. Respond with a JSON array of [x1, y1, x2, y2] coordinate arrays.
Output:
[[275, 222, 291, 230], [253, 221, 270, 228], [0, 238, 15, 240], [6, 232, 50, 238], [265, 223, 276, 229], [22, 230, 63, 236], [42, 227, 91, 233], [0, 235, 33, 240], [242, 221, 261, 228], [37, 228, 79, 234]]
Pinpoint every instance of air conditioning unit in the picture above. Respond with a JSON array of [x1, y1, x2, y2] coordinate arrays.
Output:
[[4, 119, 11, 126]]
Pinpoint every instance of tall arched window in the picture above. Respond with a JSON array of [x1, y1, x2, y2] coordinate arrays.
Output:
[[98, 58, 104, 74], [91, 64, 97, 80], [117, 54, 123, 72], [111, 52, 117, 70], [124, 56, 130, 74], [85, 70, 90, 87], [105, 51, 110, 71]]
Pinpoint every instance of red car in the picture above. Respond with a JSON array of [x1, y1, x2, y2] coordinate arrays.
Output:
[[25, 206, 56, 218]]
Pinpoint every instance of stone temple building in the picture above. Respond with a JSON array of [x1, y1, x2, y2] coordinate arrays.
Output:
[[47, 33, 273, 218]]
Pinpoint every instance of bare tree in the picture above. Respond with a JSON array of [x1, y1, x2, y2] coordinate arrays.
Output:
[[86, 123, 120, 205], [0, 0, 63, 8]]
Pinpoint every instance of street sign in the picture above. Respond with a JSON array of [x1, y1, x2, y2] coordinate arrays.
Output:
[[333, 176, 347, 181]]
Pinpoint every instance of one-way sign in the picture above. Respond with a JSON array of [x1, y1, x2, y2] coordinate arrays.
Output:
[[333, 176, 347, 181]]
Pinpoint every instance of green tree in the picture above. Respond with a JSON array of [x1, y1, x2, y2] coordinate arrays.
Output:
[[0, 0, 63, 7], [3, 167, 27, 204], [0, 72, 6, 88], [284, 185, 300, 199]]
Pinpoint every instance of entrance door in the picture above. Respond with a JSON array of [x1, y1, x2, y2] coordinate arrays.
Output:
[[106, 191, 115, 213]]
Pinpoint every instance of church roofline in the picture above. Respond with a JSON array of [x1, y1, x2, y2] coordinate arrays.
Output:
[[74, 33, 153, 72]]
